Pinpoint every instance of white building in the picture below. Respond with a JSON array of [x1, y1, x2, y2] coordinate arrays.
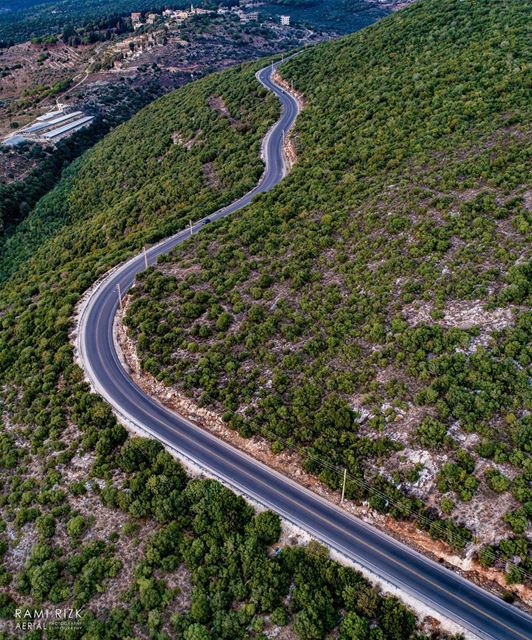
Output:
[[163, 9, 190, 22], [131, 12, 142, 29], [242, 11, 259, 22], [190, 5, 211, 15], [3, 109, 93, 146], [280, 15, 290, 26]]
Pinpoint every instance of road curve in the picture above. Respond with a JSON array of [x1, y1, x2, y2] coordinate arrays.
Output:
[[77, 61, 532, 640]]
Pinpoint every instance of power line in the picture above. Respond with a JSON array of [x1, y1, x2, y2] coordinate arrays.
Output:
[[250, 421, 531, 581]]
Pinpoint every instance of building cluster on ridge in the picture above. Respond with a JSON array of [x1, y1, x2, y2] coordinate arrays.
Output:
[[130, 2, 290, 29]]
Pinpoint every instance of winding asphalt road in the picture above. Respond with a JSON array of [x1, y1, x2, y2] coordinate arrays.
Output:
[[77, 61, 532, 640]]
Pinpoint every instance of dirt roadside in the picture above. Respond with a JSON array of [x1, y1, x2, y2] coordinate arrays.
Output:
[[272, 69, 305, 173]]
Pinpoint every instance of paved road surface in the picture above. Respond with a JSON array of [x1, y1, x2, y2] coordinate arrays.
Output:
[[77, 60, 532, 640]]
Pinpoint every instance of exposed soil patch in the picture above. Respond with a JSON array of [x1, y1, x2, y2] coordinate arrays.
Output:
[[0, 150, 36, 185], [403, 299, 515, 333], [207, 94, 241, 128], [172, 130, 201, 149], [202, 160, 223, 191], [385, 517, 532, 604]]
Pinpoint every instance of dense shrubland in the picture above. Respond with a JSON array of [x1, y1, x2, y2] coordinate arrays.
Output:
[[1, 433, 460, 639], [0, 0, 528, 634], [124, 0, 531, 581], [0, 47, 445, 637]]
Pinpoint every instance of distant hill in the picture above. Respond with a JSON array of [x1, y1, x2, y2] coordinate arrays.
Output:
[[0, 0, 390, 43], [124, 0, 531, 583], [0, 1, 179, 42], [257, 0, 390, 34]]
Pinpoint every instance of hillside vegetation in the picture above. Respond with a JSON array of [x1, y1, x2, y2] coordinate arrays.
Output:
[[0, 1, 185, 43], [0, 62, 278, 282], [0, 431, 438, 640], [0, 0, 388, 44], [0, 0, 528, 633], [0, 53, 448, 638], [124, 0, 531, 583], [259, 0, 389, 35]]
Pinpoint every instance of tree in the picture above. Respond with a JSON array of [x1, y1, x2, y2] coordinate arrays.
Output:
[[36, 513, 56, 540], [118, 437, 163, 472], [339, 612, 370, 640], [293, 608, 326, 640], [67, 515, 88, 540], [191, 586, 211, 623], [28, 559, 62, 601], [184, 479, 254, 540], [0, 592, 15, 618], [415, 416, 450, 448], [249, 510, 281, 546], [379, 598, 416, 640], [485, 469, 511, 493], [249, 558, 288, 612], [184, 623, 210, 640], [504, 508, 529, 535], [352, 585, 379, 618], [477, 545, 495, 568]]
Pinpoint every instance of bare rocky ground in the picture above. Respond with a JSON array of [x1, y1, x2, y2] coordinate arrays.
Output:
[[0, 148, 37, 185], [0, 40, 93, 134], [355, 297, 528, 544]]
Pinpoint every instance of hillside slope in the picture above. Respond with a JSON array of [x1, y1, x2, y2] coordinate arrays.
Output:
[[0, 52, 456, 640], [0, 62, 278, 283], [124, 0, 531, 586]]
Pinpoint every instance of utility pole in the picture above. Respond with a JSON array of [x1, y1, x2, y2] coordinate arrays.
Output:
[[116, 283, 123, 311], [340, 468, 347, 504], [143, 246, 149, 270], [189, 220, 193, 236]]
